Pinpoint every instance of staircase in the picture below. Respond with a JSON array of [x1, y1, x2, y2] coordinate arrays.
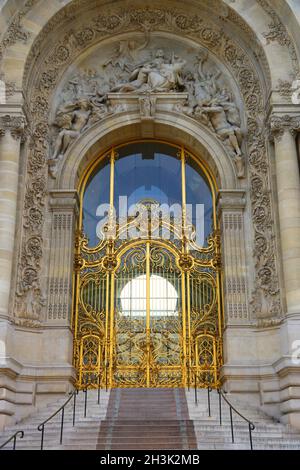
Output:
[[186, 389, 300, 450], [1, 388, 300, 450], [97, 388, 197, 450]]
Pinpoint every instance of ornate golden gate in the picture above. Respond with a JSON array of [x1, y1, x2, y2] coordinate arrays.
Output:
[[73, 144, 223, 389]]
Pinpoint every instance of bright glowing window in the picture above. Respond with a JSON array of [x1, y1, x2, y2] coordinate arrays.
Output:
[[120, 274, 178, 317]]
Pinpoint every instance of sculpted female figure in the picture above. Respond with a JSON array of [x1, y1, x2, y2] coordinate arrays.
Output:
[[147, 54, 186, 92], [52, 99, 92, 160], [110, 50, 186, 93]]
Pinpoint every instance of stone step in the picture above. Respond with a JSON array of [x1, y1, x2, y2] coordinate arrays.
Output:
[[2, 387, 300, 451]]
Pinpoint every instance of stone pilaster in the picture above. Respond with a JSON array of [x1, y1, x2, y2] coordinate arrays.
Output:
[[0, 114, 24, 318], [47, 190, 79, 325], [217, 190, 248, 324]]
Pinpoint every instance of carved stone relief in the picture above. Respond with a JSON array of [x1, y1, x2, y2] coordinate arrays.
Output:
[[49, 39, 244, 177], [15, 5, 282, 325], [0, 0, 37, 62]]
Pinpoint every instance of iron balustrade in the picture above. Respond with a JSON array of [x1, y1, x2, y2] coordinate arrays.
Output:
[[37, 381, 104, 450], [37, 389, 78, 450], [192, 371, 255, 450], [0, 431, 24, 450], [217, 388, 255, 450]]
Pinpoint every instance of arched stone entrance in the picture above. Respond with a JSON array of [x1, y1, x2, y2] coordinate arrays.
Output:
[[1, 0, 300, 430]]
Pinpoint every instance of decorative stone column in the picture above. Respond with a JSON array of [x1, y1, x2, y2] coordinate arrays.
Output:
[[0, 113, 24, 429], [270, 115, 300, 315], [270, 114, 300, 428], [0, 114, 24, 318], [47, 190, 79, 325]]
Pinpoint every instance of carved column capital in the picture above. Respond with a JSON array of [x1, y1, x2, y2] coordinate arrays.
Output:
[[0, 114, 26, 141], [269, 114, 300, 142]]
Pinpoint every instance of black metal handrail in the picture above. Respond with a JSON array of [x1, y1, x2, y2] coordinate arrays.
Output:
[[0, 430, 24, 450], [37, 377, 104, 450], [192, 370, 255, 450], [37, 389, 78, 450], [217, 388, 255, 450]]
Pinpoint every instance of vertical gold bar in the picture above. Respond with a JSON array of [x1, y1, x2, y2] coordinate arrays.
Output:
[[213, 339, 217, 384], [180, 146, 187, 252], [186, 271, 191, 387], [104, 272, 110, 388], [146, 242, 151, 387], [110, 147, 116, 211], [216, 269, 223, 382], [109, 272, 115, 388], [108, 147, 116, 388], [79, 339, 83, 389], [73, 271, 79, 340], [216, 271, 222, 341], [181, 271, 187, 387]]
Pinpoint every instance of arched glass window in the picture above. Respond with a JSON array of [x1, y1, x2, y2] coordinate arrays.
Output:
[[82, 142, 215, 247]]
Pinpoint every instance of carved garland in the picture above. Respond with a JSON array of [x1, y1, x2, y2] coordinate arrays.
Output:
[[15, 6, 281, 326], [257, 0, 300, 76]]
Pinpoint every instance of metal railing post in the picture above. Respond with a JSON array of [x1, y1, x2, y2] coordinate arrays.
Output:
[[98, 374, 101, 405], [207, 387, 211, 417], [73, 391, 77, 426], [60, 407, 65, 445], [84, 389, 88, 417], [40, 424, 45, 451], [194, 372, 198, 405], [230, 406, 234, 443], [249, 423, 254, 450], [105, 362, 108, 392], [218, 389, 222, 426]]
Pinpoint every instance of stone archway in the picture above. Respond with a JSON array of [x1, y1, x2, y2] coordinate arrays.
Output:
[[47, 109, 248, 391]]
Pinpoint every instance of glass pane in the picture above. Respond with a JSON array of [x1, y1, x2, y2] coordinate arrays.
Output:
[[185, 156, 213, 247], [120, 274, 178, 317], [114, 142, 181, 216], [82, 158, 110, 246], [82, 143, 214, 247]]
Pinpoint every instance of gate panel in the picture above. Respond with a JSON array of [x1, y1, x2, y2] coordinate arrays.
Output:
[[73, 145, 223, 389]]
